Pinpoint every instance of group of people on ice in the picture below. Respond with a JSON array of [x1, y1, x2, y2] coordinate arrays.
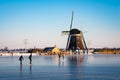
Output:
[[19, 53, 32, 65]]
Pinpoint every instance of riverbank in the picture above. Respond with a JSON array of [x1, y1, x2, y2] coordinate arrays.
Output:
[[94, 52, 120, 54], [0, 52, 38, 56], [0, 52, 93, 56], [93, 48, 120, 54]]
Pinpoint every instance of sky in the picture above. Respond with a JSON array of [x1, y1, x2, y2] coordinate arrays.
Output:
[[0, 0, 120, 49]]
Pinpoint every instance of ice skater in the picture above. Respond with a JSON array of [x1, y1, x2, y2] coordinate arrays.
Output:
[[62, 52, 64, 60], [19, 55, 24, 65], [58, 53, 61, 61], [29, 53, 32, 65]]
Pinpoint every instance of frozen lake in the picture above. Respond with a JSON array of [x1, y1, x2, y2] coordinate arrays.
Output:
[[0, 54, 120, 80]]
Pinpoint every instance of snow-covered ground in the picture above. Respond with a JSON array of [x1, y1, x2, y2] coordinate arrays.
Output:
[[0, 52, 38, 56]]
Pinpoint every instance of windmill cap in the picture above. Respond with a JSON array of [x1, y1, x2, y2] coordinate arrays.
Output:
[[70, 29, 81, 34]]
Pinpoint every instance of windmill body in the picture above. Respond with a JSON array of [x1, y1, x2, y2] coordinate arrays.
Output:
[[62, 12, 88, 53], [67, 29, 87, 51]]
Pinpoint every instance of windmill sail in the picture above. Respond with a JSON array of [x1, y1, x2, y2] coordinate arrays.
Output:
[[66, 11, 74, 50], [61, 31, 69, 35], [81, 33, 88, 53]]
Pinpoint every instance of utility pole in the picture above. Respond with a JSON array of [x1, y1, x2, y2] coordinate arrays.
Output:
[[24, 39, 28, 50]]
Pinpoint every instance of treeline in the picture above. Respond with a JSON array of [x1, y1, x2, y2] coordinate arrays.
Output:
[[94, 48, 120, 54]]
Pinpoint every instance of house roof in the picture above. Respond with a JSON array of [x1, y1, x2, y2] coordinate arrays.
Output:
[[43, 47, 54, 52]]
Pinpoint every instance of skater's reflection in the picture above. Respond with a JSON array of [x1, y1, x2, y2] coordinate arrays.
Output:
[[19, 64, 23, 77], [59, 60, 64, 66], [20, 64, 22, 71], [29, 65, 32, 77], [29, 65, 32, 72], [58, 60, 65, 70]]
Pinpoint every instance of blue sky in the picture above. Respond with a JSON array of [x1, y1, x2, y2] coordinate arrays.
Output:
[[0, 0, 120, 49]]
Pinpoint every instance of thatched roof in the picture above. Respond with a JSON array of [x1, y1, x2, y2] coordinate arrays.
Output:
[[70, 29, 81, 34], [52, 47, 61, 54]]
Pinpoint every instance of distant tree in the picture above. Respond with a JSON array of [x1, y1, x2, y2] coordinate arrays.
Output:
[[4, 46, 9, 51]]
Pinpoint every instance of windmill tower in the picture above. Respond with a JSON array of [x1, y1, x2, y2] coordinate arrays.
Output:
[[62, 12, 88, 53]]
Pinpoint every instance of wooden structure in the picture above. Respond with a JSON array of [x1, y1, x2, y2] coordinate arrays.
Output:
[[62, 12, 88, 53]]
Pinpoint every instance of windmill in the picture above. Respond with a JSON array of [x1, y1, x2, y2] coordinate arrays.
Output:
[[62, 12, 88, 53]]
